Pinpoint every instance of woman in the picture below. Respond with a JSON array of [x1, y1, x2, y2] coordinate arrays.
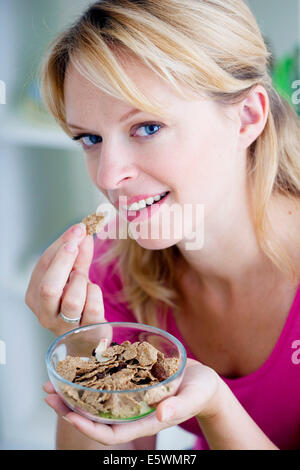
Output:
[[25, 0, 300, 449]]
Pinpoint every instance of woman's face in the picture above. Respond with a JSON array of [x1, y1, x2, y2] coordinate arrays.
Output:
[[64, 59, 244, 250]]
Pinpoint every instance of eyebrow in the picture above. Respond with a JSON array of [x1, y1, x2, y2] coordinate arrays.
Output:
[[67, 108, 143, 131]]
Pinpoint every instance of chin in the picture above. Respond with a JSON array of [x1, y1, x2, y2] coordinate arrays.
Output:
[[135, 237, 180, 250], [128, 225, 181, 250], [127, 205, 185, 249]]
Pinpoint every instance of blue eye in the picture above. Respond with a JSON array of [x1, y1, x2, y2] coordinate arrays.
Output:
[[135, 124, 161, 137], [81, 135, 102, 147], [71, 122, 162, 150], [72, 133, 102, 150]]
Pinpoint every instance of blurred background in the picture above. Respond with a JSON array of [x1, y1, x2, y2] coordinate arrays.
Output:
[[0, 0, 299, 450]]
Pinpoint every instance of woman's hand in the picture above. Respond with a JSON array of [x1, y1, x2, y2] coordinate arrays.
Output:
[[25, 223, 105, 336], [43, 358, 222, 446]]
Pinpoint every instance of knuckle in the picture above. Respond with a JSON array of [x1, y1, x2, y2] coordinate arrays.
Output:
[[39, 283, 61, 300], [86, 304, 101, 317], [62, 296, 82, 312], [72, 269, 88, 280]]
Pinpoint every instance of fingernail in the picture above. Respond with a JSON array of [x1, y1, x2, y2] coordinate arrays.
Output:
[[64, 240, 78, 253]]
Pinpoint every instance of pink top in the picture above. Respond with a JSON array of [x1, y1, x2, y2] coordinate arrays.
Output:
[[89, 235, 300, 450]]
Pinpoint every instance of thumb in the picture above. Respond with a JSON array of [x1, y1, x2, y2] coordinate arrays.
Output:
[[156, 395, 193, 425], [156, 363, 220, 425]]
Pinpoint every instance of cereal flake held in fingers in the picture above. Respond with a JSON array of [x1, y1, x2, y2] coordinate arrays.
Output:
[[82, 212, 105, 236]]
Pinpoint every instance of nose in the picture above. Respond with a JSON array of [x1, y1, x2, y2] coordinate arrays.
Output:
[[96, 139, 139, 190]]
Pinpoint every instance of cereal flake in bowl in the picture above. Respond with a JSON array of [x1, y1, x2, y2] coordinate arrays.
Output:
[[46, 322, 187, 424]]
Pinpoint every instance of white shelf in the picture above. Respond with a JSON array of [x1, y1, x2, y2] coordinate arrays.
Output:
[[0, 114, 80, 150]]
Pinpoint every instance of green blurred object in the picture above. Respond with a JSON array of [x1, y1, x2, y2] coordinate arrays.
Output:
[[272, 45, 300, 115]]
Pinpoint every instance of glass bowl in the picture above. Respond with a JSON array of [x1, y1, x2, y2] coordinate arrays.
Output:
[[46, 322, 186, 424]]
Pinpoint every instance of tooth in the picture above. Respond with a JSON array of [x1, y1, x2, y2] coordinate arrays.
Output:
[[138, 200, 146, 209], [128, 202, 140, 211], [126, 192, 168, 211], [145, 197, 154, 205]]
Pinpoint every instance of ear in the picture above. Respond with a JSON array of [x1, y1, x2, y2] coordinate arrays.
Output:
[[238, 85, 269, 150]]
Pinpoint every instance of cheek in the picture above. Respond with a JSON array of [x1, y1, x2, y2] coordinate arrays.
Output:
[[169, 125, 238, 205], [85, 156, 98, 184], [84, 155, 111, 200]]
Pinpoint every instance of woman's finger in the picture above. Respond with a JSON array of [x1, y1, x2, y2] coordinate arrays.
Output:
[[43, 392, 117, 444], [45, 393, 72, 416], [55, 408, 166, 446], [26, 224, 86, 308], [80, 282, 105, 325], [156, 360, 220, 425], [43, 381, 56, 393], [44, 390, 167, 446], [38, 240, 83, 327], [71, 234, 94, 278], [59, 270, 88, 323]]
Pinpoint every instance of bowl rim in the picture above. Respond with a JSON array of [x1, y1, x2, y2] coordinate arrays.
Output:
[[46, 321, 187, 394]]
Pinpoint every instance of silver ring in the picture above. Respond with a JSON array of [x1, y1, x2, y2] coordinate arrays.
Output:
[[59, 312, 81, 324]]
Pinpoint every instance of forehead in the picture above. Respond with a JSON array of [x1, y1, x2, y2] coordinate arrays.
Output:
[[63, 53, 211, 126], [64, 58, 174, 119]]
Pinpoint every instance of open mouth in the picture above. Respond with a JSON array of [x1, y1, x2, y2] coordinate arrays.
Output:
[[122, 191, 170, 212], [125, 191, 170, 222], [150, 191, 170, 205]]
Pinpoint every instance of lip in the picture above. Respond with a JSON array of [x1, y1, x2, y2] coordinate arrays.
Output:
[[124, 191, 170, 223], [115, 191, 169, 210]]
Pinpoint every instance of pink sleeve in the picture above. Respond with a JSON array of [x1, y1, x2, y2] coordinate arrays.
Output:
[[88, 236, 136, 323]]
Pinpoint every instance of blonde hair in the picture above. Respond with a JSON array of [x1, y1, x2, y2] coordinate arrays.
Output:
[[39, 0, 300, 326]]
